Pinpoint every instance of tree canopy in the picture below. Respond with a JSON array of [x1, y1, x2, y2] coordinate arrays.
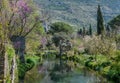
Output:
[[50, 22, 73, 34], [108, 15, 120, 29]]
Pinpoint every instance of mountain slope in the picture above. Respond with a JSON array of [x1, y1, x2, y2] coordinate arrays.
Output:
[[34, 0, 120, 28]]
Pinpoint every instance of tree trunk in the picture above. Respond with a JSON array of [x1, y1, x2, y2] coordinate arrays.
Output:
[[10, 55, 17, 83], [10, 36, 25, 63], [59, 44, 62, 66]]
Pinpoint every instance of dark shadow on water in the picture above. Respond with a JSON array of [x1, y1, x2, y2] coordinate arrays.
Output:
[[24, 60, 109, 83]]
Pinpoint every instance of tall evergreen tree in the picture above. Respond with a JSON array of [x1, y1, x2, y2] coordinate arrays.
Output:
[[78, 28, 82, 35], [83, 26, 86, 37], [86, 30, 89, 35], [106, 25, 110, 32], [106, 24, 111, 36], [89, 24, 92, 36], [97, 5, 105, 35]]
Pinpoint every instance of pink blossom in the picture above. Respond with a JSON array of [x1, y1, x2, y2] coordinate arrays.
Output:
[[16, 0, 31, 17], [41, 37, 47, 46]]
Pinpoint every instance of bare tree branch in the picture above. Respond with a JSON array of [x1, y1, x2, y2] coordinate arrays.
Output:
[[8, 13, 14, 27], [23, 21, 39, 37]]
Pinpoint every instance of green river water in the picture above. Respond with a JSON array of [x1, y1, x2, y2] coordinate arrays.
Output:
[[24, 60, 109, 83]]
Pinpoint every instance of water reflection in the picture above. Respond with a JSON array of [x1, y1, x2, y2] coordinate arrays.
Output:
[[24, 60, 108, 83]]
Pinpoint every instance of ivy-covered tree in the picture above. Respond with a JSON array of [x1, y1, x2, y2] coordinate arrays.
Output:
[[97, 5, 105, 35]]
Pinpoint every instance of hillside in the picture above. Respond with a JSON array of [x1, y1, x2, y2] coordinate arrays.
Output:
[[34, 0, 120, 28]]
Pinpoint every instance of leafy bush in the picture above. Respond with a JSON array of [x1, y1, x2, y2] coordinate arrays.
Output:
[[101, 66, 110, 75], [85, 55, 111, 71], [86, 61, 101, 71], [85, 54, 120, 83], [107, 62, 120, 82], [114, 51, 120, 62], [18, 58, 35, 80], [100, 62, 111, 68], [43, 51, 57, 60], [25, 55, 40, 65]]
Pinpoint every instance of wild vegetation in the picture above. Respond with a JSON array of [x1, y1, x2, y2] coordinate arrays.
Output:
[[0, 0, 120, 83]]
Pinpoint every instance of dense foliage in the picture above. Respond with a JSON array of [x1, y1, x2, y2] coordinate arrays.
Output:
[[50, 22, 73, 34], [109, 15, 120, 30]]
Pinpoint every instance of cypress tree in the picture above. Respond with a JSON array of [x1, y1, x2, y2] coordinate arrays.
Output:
[[106, 24, 111, 36], [83, 26, 85, 37], [86, 30, 89, 35], [97, 5, 105, 35], [89, 24, 92, 36], [78, 28, 82, 35], [106, 25, 110, 32]]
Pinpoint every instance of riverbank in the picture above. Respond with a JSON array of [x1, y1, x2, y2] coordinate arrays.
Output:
[[24, 52, 109, 83]]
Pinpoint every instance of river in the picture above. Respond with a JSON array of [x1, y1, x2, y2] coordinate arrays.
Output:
[[24, 60, 109, 83]]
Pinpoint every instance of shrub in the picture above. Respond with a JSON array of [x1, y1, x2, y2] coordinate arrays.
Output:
[[18, 58, 35, 80], [101, 66, 110, 75], [107, 62, 120, 82], [84, 36, 116, 56], [43, 51, 57, 60], [101, 62, 111, 67]]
